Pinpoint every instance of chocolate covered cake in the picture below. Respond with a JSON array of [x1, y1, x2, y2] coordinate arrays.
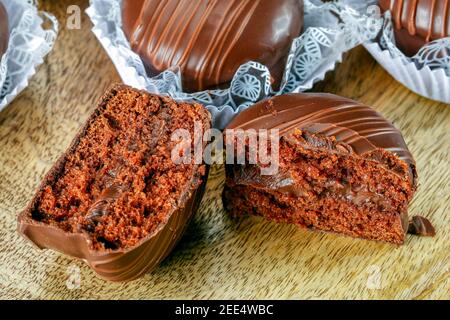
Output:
[[122, 0, 304, 92], [18, 84, 211, 281], [223, 93, 434, 244], [379, 0, 450, 56], [0, 2, 8, 58]]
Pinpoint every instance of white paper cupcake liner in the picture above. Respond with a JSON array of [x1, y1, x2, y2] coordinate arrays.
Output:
[[87, 0, 383, 128], [0, 0, 58, 111], [344, 0, 450, 104], [364, 41, 450, 103]]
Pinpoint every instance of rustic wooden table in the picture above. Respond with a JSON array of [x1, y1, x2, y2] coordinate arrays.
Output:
[[0, 0, 448, 299]]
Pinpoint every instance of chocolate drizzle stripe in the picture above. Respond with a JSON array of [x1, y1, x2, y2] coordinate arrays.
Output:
[[176, 2, 213, 69], [213, 0, 261, 84], [408, 0, 417, 35], [394, 0, 404, 30], [382, 0, 449, 40], [228, 93, 414, 166], [159, 1, 194, 65], [138, 1, 169, 55], [200, 0, 242, 84], [0, 2, 8, 58], [237, 103, 361, 132], [197, 0, 249, 88], [444, 0, 449, 37], [427, 0, 436, 41], [354, 128, 402, 138], [194, 0, 233, 86], [160, 1, 200, 67]]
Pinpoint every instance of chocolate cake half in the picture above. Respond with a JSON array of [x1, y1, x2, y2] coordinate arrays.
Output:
[[18, 84, 211, 281], [0, 2, 8, 58], [223, 93, 434, 244]]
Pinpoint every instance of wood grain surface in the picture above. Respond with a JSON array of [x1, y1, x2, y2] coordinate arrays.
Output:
[[0, 0, 449, 299]]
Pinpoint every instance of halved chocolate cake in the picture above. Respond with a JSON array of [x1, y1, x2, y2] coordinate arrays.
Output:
[[18, 84, 211, 281], [223, 93, 434, 244]]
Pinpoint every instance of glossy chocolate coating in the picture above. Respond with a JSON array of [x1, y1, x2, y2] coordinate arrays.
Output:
[[122, 0, 303, 92], [379, 0, 450, 56], [0, 2, 8, 58], [228, 93, 416, 170], [226, 93, 425, 238], [18, 85, 210, 282]]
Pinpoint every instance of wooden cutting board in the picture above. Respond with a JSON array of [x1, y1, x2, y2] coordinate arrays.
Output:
[[0, 0, 448, 299]]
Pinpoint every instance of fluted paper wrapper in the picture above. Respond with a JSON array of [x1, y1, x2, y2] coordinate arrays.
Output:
[[365, 40, 450, 103], [87, 0, 383, 128], [344, 0, 450, 104], [0, 0, 58, 111]]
